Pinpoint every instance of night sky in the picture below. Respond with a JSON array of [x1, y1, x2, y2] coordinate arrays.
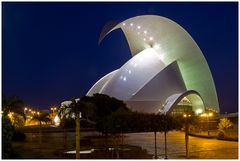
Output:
[[2, 2, 238, 113]]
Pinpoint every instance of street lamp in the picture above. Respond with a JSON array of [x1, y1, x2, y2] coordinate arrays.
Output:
[[183, 113, 191, 158]]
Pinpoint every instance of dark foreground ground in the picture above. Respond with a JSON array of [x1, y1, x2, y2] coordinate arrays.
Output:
[[12, 126, 238, 159]]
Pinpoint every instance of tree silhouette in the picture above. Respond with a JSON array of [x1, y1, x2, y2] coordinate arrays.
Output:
[[2, 95, 25, 119], [32, 112, 51, 144]]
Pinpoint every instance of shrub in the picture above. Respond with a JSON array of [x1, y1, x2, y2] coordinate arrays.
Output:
[[217, 131, 225, 140], [2, 115, 14, 158], [218, 118, 233, 131]]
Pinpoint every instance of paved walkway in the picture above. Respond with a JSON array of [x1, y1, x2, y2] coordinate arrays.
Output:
[[124, 131, 238, 159]]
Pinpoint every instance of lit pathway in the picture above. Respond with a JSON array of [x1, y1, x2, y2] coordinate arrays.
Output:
[[124, 131, 238, 159]]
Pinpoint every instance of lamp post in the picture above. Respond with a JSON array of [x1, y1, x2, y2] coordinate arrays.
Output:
[[183, 114, 191, 158]]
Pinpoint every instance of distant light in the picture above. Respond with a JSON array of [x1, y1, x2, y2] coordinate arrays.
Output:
[[209, 113, 213, 117], [196, 109, 203, 115], [188, 115, 191, 117], [143, 38, 146, 41], [54, 115, 60, 126], [130, 23, 133, 26], [123, 77, 127, 81], [24, 107, 28, 111], [183, 114, 187, 118], [137, 25, 141, 29], [153, 44, 160, 50], [128, 70, 131, 74], [200, 113, 207, 117], [144, 30, 147, 34], [122, 23, 126, 26], [149, 37, 153, 41]]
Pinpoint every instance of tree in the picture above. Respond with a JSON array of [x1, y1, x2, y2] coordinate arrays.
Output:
[[57, 105, 75, 149], [162, 114, 182, 159], [179, 112, 197, 158], [103, 108, 131, 158], [32, 112, 51, 144], [218, 118, 233, 137], [66, 98, 81, 159], [85, 94, 128, 135], [9, 112, 25, 127], [2, 115, 14, 158], [83, 94, 129, 159], [2, 95, 25, 119], [148, 114, 163, 159], [64, 98, 93, 159]]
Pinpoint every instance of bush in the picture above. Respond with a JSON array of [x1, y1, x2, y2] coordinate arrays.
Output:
[[217, 131, 225, 139], [12, 131, 26, 142], [2, 115, 14, 158]]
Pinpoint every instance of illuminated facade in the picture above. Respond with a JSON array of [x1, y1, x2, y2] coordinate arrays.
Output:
[[87, 15, 219, 114]]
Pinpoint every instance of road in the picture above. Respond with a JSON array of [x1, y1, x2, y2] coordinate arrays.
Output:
[[124, 131, 238, 159]]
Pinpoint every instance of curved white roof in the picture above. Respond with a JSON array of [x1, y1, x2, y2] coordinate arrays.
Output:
[[87, 15, 219, 113], [100, 48, 165, 100]]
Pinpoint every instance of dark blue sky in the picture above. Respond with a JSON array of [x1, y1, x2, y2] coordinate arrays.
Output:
[[2, 2, 238, 113]]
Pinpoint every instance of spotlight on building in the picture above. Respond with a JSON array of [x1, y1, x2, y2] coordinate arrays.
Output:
[[54, 115, 60, 126], [196, 109, 203, 115]]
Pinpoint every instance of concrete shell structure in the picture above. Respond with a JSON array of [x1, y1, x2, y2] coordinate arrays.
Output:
[[87, 15, 219, 114]]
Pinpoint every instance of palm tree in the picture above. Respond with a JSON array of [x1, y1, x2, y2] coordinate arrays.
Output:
[[64, 98, 88, 159], [63, 98, 80, 159], [59, 97, 97, 159]]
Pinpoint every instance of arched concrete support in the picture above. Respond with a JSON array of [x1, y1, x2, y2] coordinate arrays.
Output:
[[162, 90, 205, 114]]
